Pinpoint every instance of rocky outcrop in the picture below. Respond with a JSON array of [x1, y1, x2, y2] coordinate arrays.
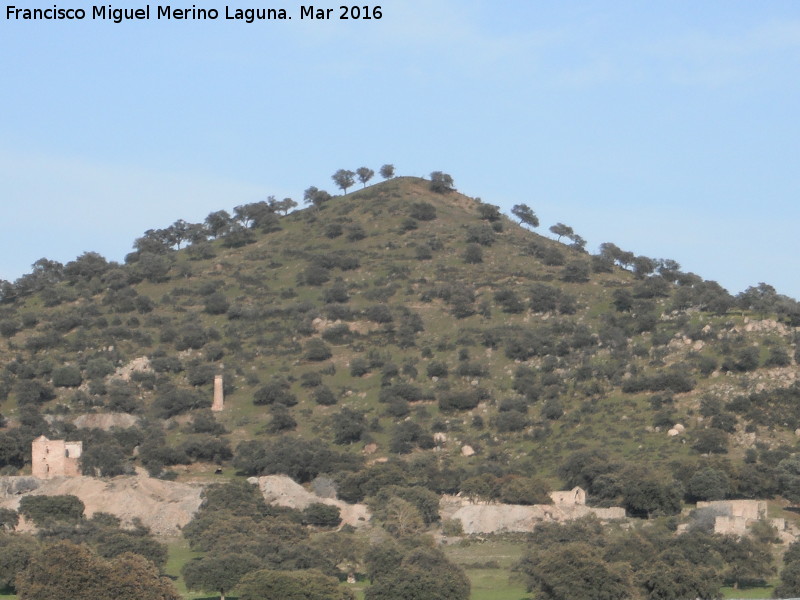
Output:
[[440, 495, 626, 534], [248, 475, 371, 528], [0, 475, 204, 536]]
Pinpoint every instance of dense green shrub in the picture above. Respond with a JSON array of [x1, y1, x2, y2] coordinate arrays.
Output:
[[52, 366, 82, 388], [18, 495, 84, 525]]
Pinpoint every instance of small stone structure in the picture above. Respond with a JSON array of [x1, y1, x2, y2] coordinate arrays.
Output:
[[443, 486, 625, 535], [697, 499, 766, 521], [550, 486, 586, 506], [31, 435, 82, 479], [211, 374, 224, 412], [696, 499, 788, 539]]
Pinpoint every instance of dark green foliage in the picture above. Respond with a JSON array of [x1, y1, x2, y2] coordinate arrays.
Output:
[[686, 467, 730, 502], [426, 361, 448, 378], [465, 224, 495, 246], [238, 568, 354, 600], [612, 288, 634, 312], [301, 503, 341, 527], [267, 403, 297, 433], [300, 371, 323, 388], [203, 292, 230, 315], [364, 304, 393, 323], [389, 421, 433, 454], [323, 279, 350, 303], [152, 386, 210, 418], [722, 346, 760, 372], [438, 389, 480, 412], [185, 409, 228, 435], [621, 367, 695, 394], [16, 539, 181, 600], [186, 363, 215, 386], [429, 171, 455, 193], [349, 357, 370, 377], [19, 495, 85, 526], [494, 288, 525, 313], [15, 380, 56, 405], [0, 532, 38, 590], [81, 441, 130, 477], [85, 357, 116, 379], [233, 436, 361, 482], [379, 382, 426, 404], [765, 346, 791, 367], [561, 261, 590, 283], [94, 530, 168, 568], [776, 456, 800, 503], [691, 430, 728, 455], [180, 436, 233, 463], [325, 223, 343, 238], [369, 485, 441, 526], [399, 217, 418, 232], [0, 320, 20, 337], [511, 203, 539, 228], [365, 547, 469, 600], [305, 339, 333, 361], [498, 476, 551, 505], [313, 385, 337, 406], [174, 324, 209, 350], [463, 244, 483, 265], [183, 551, 264, 599], [52, 365, 82, 387], [522, 541, 634, 600], [528, 283, 577, 314], [253, 379, 297, 406], [477, 203, 501, 221], [775, 560, 800, 598], [493, 410, 528, 432], [331, 407, 367, 444], [345, 224, 366, 241], [0, 508, 19, 530], [409, 201, 437, 221], [541, 399, 564, 420], [302, 263, 331, 286]]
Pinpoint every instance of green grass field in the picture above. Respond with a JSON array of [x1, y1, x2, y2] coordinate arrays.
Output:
[[721, 585, 775, 599], [444, 537, 532, 600]]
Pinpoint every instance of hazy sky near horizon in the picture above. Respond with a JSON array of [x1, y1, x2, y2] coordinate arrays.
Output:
[[2, 1, 799, 298]]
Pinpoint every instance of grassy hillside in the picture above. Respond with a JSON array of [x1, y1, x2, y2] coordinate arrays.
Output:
[[0, 174, 799, 508]]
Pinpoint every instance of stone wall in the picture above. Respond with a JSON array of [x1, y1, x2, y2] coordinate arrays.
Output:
[[442, 494, 625, 535]]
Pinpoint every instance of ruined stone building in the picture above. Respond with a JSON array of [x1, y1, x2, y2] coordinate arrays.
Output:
[[31, 435, 82, 479], [696, 499, 790, 540], [550, 486, 587, 506]]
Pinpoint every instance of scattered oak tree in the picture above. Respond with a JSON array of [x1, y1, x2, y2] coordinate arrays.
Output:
[[332, 170, 356, 194]]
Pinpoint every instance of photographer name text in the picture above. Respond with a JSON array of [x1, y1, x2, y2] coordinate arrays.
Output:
[[5, 4, 383, 23]]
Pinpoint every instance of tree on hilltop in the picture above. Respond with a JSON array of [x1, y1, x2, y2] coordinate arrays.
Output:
[[549, 223, 574, 242], [356, 167, 374, 187], [304, 186, 332, 207], [429, 171, 455, 193], [512, 204, 539, 228], [380, 164, 395, 179], [268, 196, 297, 215], [332, 169, 356, 194]]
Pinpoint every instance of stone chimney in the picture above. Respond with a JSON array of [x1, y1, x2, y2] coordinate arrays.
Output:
[[212, 374, 224, 412]]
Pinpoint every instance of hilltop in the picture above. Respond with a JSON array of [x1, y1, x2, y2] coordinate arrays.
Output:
[[0, 173, 799, 514]]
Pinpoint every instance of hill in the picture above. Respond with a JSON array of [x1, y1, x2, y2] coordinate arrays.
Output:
[[0, 173, 799, 514]]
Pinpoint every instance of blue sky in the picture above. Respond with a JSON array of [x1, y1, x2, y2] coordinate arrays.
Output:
[[2, 1, 799, 298]]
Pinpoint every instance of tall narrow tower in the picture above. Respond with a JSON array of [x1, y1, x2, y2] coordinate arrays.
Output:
[[212, 374, 224, 412]]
